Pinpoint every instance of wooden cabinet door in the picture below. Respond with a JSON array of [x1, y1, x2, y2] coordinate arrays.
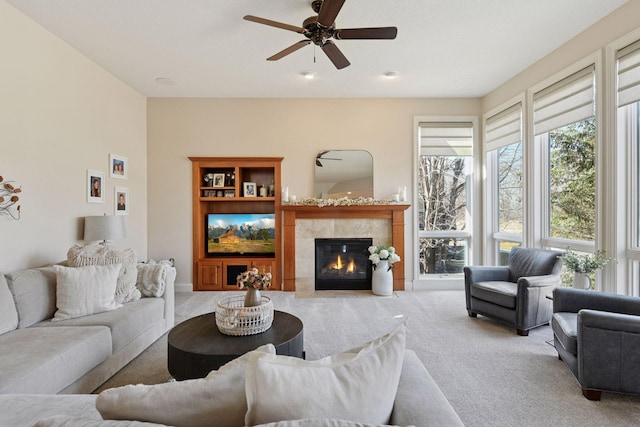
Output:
[[198, 262, 223, 291]]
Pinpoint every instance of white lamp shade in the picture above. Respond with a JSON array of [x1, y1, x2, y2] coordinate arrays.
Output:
[[84, 215, 126, 242]]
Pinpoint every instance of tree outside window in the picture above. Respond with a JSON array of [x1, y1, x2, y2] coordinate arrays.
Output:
[[548, 118, 596, 242]]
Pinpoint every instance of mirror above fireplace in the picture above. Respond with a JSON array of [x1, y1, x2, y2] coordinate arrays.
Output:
[[314, 150, 373, 199]]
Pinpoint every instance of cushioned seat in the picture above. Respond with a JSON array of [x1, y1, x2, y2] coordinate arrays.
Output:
[[551, 312, 578, 355], [470, 281, 517, 309], [464, 247, 563, 335], [0, 326, 112, 394], [35, 298, 164, 353]]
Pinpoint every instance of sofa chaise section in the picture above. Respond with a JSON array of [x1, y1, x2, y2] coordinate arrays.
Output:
[[0, 262, 175, 395]]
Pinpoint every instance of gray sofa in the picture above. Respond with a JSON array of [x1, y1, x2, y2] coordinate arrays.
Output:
[[0, 262, 175, 395], [0, 350, 464, 426], [552, 287, 640, 400]]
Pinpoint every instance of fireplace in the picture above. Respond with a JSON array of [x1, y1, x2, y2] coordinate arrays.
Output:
[[315, 238, 372, 290]]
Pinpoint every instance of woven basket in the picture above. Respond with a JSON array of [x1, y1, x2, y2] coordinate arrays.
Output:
[[215, 295, 274, 336]]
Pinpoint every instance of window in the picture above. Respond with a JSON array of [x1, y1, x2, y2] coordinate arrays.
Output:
[[617, 38, 640, 295], [417, 121, 473, 275], [485, 103, 523, 265], [533, 65, 596, 248]]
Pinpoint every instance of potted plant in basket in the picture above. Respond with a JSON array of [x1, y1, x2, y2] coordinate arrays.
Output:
[[237, 268, 272, 307], [558, 247, 616, 290], [368, 245, 401, 296]]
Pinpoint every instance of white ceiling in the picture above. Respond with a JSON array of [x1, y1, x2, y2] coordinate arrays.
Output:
[[6, 0, 628, 98]]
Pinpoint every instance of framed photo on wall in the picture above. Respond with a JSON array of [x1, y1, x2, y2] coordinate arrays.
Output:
[[243, 182, 257, 197], [109, 154, 128, 179], [115, 186, 129, 215], [87, 170, 105, 203]]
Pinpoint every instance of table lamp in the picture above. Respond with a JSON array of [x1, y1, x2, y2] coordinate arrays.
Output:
[[84, 215, 126, 245]]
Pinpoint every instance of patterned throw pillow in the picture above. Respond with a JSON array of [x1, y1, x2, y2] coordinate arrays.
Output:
[[67, 244, 140, 304]]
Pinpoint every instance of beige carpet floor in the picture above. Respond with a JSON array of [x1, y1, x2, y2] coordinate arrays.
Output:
[[95, 290, 640, 427]]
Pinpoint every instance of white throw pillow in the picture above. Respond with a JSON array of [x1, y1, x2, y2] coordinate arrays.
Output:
[[0, 273, 18, 335], [33, 415, 167, 427], [254, 420, 404, 427], [96, 344, 276, 427], [245, 323, 406, 426], [52, 264, 122, 321], [68, 244, 140, 304]]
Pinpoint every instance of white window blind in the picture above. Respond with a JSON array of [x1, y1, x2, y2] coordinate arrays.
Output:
[[618, 39, 640, 107], [533, 65, 595, 135], [485, 103, 522, 151], [419, 122, 473, 156]]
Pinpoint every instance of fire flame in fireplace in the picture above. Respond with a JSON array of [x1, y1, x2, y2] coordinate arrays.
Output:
[[330, 255, 357, 275]]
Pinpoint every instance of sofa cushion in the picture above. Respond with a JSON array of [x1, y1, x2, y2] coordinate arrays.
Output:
[[34, 416, 168, 427], [96, 344, 276, 427], [552, 312, 578, 355], [52, 264, 122, 321], [136, 264, 169, 297], [470, 281, 517, 309], [36, 297, 164, 353], [0, 326, 112, 394], [245, 323, 406, 426], [68, 244, 140, 304], [254, 420, 401, 427], [0, 273, 18, 335], [5, 266, 57, 328]]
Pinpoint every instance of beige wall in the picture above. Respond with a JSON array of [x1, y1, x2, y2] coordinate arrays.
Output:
[[147, 98, 481, 286], [0, 1, 148, 272], [482, 1, 640, 112]]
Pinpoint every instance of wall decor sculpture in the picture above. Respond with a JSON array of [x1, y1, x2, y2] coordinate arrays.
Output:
[[0, 175, 22, 220]]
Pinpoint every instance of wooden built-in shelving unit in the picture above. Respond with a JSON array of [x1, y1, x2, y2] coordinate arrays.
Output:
[[190, 157, 283, 291]]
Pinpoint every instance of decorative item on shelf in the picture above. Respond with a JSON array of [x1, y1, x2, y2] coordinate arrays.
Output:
[[269, 181, 275, 197], [243, 182, 257, 197], [259, 185, 268, 197], [215, 295, 274, 336], [203, 173, 214, 186], [558, 247, 616, 290], [368, 245, 401, 296], [212, 173, 225, 188], [0, 175, 22, 220], [282, 186, 289, 202], [237, 268, 272, 307]]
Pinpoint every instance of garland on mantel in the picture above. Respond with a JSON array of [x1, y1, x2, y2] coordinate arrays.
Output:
[[292, 197, 395, 207]]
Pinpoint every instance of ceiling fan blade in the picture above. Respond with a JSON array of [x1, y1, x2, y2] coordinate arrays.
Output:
[[267, 40, 311, 61], [317, 0, 346, 27], [321, 40, 350, 69], [244, 15, 306, 34], [334, 27, 398, 40]]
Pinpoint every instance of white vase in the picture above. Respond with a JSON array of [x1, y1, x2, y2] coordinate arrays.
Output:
[[573, 272, 592, 290], [372, 260, 394, 296]]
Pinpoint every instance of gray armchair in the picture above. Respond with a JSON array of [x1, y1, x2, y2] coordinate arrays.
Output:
[[464, 247, 563, 336], [552, 287, 640, 400]]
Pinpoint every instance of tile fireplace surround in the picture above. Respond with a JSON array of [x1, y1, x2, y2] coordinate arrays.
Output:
[[281, 204, 410, 293]]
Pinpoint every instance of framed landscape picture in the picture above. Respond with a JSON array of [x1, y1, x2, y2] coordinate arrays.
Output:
[[109, 154, 128, 179], [115, 186, 129, 215], [87, 170, 104, 203]]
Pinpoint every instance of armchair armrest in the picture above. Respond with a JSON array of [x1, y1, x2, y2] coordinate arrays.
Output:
[[464, 266, 510, 283], [554, 287, 640, 316], [517, 274, 560, 289], [580, 309, 640, 334]]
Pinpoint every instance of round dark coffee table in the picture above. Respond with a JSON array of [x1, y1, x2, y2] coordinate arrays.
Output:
[[167, 310, 304, 380]]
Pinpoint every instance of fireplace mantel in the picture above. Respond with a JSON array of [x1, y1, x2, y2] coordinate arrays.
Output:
[[281, 204, 410, 292]]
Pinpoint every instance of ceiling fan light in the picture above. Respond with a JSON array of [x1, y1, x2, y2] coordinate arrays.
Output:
[[302, 71, 317, 80], [383, 71, 399, 79]]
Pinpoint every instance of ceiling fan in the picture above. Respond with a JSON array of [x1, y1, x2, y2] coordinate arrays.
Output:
[[244, 0, 397, 70], [315, 151, 342, 167]]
